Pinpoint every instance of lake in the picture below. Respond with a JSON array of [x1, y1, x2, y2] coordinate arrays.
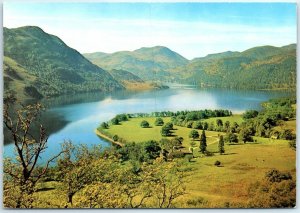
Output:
[[4, 84, 294, 162]]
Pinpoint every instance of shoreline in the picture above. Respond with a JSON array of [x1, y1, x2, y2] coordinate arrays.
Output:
[[94, 129, 124, 147]]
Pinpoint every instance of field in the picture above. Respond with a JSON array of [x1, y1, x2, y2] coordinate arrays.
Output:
[[179, 138, 295, 207], [101, 116, 244, 151], [99, 115, 296, 207]]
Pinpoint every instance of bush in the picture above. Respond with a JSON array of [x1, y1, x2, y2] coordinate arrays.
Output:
[[185, 154, 193, 162], [168, 151, 185, 159], [289, 140, 296, 150], [154, 117, 164, 126], [100, 122, 109, 129], [214, 160, 221, 166], [111, 117, 119, 125], [112, 135, 119, 142], [140, 120, 150, 128]]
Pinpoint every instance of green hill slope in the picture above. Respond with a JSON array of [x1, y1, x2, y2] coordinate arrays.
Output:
[[4, 26, 123, 100], [176, 44, 296, 90], [109, 69, 144, 83], [84, 46, 188, 81]]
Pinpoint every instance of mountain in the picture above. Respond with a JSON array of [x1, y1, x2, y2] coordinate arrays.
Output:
[[3, 26, 123, 100], [84, 46, 188, 81], [175, 44, 296, 90], [109, 69, 144, 83], [108, 69, 168, 90]]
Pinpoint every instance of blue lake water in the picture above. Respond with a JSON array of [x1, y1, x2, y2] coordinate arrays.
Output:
[[4, 85, 294, 163]]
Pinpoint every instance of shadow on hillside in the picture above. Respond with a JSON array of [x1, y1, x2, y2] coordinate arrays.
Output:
[[36, 187, 55, 192]]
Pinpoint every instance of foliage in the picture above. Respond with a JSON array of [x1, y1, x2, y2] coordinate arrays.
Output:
[[140, 120, 150, 128], [113, 135, 119, 142], [189, 130, 199, 141], [154, 117, 164, 126], [289, 139, 296, 150], [225, 132, 238, 143], [248, 169, 296, 208], [161, 123, 173, 137], [218, 135, 225, 154], [111, 117, 120, 125], [199, 130, 207, 153], [100, 122, 109, 129], [214, 161, 221, 166], [243, 110, 259, 120], [3, 95, 64, 208]]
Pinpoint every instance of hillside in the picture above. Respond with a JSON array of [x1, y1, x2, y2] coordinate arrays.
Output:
[[84, 44, 296, 90], [84, 46, 189, 81], [3, 26, 124, 100], [3, 56, 43, 100], [109, 69, 168, 90], [175, 44, 296, 90], [109, 69, 144, 83]]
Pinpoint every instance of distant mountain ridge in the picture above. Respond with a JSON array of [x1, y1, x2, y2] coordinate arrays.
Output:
[[177, 44, 296, 89], [83, 46, 189, 81], [3, 25, 296, 102], [4, 26, 123, 100], [85, 44, 296, 90]]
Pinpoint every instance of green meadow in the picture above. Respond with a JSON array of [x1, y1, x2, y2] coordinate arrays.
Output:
[[98, 115, 295, 206]]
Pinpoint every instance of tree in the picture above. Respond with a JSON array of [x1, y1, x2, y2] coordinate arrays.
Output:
[[161, 124, 173, 136], [111, 117, 120, 125], [218, 135, 225, 154], [143, 140, 161, 161], [208, 122, 215, 131], [225, 132, 238, 143], [186, 121, 193, 128], [189, 130, 199, 141], [203, 122, 208, 130], [100, 122, 109, 129], [224, 121, 230, 132], [113, 135, 119, 142], [165, 122, 173, 130], [154, 117, 164, 126], [140, 120, 150, 128], [239, 128, 252, 143], [243, 110, 259, 119], [199, 130, 207, 153], [145, 160, 186, 208], [216, 119, 223, 127], [193, 121, 202, 129], [3, 95, 65, 208]]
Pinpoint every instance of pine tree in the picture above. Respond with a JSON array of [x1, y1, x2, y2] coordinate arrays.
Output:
[[199, 130, 207, 153], [218, 135, 225, 154]]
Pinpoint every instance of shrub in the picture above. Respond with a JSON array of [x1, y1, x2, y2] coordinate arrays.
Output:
[[112, 135, 119, 142], [168, 151, 185, 159], [185, 154, 193, 162], [214, 160, 221, 166], [100, 122, 109, 129], [140, 120, 150, 128], [154, 117, 164, 126]]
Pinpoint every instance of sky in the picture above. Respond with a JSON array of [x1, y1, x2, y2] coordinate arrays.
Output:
[[3, 2, 297, 59]]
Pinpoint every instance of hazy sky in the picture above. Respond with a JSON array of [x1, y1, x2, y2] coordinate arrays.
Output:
[[4, 2, 297, 59]]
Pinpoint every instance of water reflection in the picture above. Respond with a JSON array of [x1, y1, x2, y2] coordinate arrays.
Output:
[[4, 86, 294, 162]]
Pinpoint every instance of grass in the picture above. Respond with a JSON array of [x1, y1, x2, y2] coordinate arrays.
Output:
[[34, 115, 296, 208], [102, 116, 228, 152], [178, 138, 296, 207], [101, 115, 295, 207]]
